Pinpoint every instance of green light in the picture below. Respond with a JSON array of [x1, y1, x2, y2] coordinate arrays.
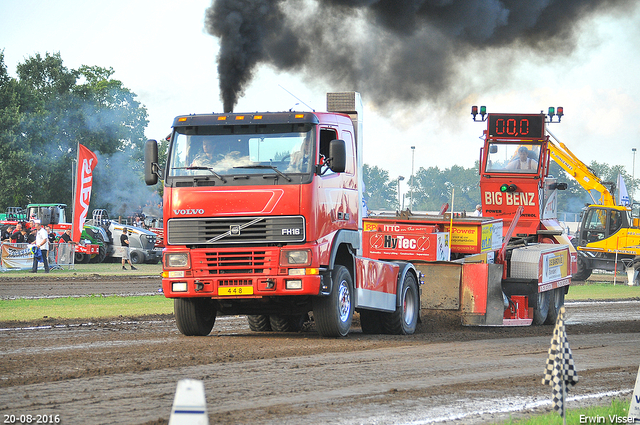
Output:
[[500, 183, 516, 192], [480, 106, 487, 115], [548, 107, 555, 116]]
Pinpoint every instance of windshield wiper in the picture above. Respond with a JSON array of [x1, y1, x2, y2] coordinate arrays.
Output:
[[233, 165, 292, 182], [173, 167, 227, 183]]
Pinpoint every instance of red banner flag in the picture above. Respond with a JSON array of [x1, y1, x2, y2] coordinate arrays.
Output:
[[71, 144, 98, 243]]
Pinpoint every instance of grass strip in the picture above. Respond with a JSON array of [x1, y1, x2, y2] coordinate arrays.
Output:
[[566, 283, 639, 301], [0, 294, 173, 322], [499, 398, 632, 424]]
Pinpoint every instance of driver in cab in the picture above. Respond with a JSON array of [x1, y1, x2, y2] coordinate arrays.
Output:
[[505, 146, 538, 172], [191, 138, 222, 167]]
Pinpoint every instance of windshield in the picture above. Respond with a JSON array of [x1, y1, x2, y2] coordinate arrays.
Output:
[[167, 124, 315, 178], [485, 142, 541, 174]]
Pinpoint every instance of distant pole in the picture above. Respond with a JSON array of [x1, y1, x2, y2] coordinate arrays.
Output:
[[410, 146, 415, 210], [633, 148, 637, 200], [397, 176, 405, 210]]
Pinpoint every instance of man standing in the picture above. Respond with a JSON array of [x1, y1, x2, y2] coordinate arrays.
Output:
[[120, 229, 137, 271], [31, 220, 50, 273]]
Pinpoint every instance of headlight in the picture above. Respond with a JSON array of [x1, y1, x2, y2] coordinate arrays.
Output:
[[280, 249, 311, 266], [165, 252, 190, 268]]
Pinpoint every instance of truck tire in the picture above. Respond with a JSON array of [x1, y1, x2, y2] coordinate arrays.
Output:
[[130, 250, 145, 265], [544, 288, 565, 325], [382, 272, 419, 335], [359, 310, 384, 334], [573, 255, 592, 281], [174, 298, 217, 336], [269, 314, 306, 332], [532, 290, 550, 326], [312, 265, 353, 337], [247, 315, 272, 332]]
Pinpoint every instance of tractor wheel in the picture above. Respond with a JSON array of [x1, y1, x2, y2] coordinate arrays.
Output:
[[130, 250, 145, 264], [269, 314, 307, 332], [544, 288, 566, 325], [382, 272, 419, 335], [174, 298, 217, 336], [89, 244, 107, 263], [312, 265, 354, 337], [75, 252, 91, 264], [247, 315, 272, 332]]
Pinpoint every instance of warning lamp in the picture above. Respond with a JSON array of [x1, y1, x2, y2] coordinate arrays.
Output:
[[471, 105, 488, 122], [548, 107, 555, 117], [547, 106, 564, 123], [557, 106, 564, 121], [499, 183, 517, 193]]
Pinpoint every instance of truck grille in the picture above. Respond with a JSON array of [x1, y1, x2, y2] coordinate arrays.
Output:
[[191, 249, 278, 275], [167, 216, 305, 245]]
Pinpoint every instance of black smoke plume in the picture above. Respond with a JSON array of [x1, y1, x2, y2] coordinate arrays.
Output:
[[205, 0, 636, 112]]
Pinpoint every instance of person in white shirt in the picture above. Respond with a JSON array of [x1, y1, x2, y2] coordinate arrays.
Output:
[[471, 204, 482, 217], [505, 146, 538, 172], [31, 220, 50, 273]]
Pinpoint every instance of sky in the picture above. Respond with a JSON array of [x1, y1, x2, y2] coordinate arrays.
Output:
[[2, 0, 640, 203]]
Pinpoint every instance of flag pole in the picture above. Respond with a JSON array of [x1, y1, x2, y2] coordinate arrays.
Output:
[[71, 142, 80, 242], [448, 188, 454, 261]]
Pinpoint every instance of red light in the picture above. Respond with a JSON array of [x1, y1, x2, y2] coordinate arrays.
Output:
[[471, 106, 478, 115], [557, 107, 564, 117]]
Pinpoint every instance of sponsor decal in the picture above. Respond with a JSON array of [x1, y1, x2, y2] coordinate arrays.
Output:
[[173, 209, 205, 215]]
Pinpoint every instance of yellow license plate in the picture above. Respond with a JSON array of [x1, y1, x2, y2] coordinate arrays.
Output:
[[218, 286, 254, 296]]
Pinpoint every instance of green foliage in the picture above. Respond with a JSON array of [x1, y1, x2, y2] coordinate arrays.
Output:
[[409, 162, 481, 212], [363, 164, 398, 210], [0, 51, 150, 215]]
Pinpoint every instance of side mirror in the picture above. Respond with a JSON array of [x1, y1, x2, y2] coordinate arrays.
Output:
[[145, 139, 159, 185], [489, 145, 498, 154], [328, 139, 346, 173]]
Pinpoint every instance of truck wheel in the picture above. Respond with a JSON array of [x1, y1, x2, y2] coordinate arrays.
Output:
[[312, 265, 353, 337], [382, 272, 419, 335], [532, 290, 550, 326], [359, 310, 384, 334], [544, 288, 565, 325], [572, 255, 592, 281], [130, 251, 144, 264], [174, 298, 217, 336], [247, 315, 272, 332], [269, 314, 307, 332]]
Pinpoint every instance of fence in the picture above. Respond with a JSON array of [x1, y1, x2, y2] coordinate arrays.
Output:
[[0, 242, 75, 271]]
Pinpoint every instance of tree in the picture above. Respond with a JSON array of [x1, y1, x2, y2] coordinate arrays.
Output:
[[410, 163, 480, 212], [363, 164, 397, 211], [0, 52, 149, 215]]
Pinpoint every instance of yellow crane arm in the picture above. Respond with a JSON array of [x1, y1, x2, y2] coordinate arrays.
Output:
[[546, 130, 616, 206]]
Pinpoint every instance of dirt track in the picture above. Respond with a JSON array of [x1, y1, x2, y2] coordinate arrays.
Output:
[[0, 275, 639, 424]]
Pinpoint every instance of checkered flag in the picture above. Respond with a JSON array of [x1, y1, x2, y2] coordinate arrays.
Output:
[[542, 306, 578, 418]]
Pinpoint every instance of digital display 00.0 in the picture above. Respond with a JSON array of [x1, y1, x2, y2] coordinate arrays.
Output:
[[487, 114, 545, 139]]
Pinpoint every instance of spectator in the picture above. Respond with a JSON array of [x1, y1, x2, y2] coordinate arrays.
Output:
[[46, 225, 57, 245], [1, 226, 14, 241], [471, 204, 482, 217], [31, 220, 50, 273], [10, 223, 25, 243], [120, 229, 137, 271], [26, 227, 37, 244], [59, 229, 73, 243]]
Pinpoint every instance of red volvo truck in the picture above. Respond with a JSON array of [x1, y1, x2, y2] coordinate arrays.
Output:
[[144, 94, 572, 337]]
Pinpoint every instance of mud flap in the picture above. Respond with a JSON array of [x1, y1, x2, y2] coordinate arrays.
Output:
[[460, 263, 506, 326]]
